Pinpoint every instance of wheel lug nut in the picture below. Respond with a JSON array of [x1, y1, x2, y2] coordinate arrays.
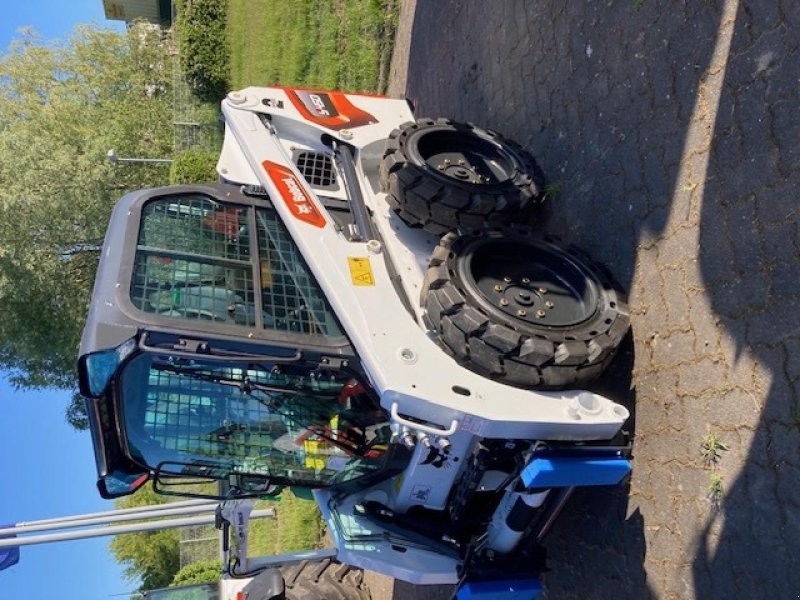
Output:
[[499, 298, 509, 306], [494, 284, 503, 292], [444, 159, 451, 165], [517, 309, 527, 317], [521, 277, 530, 284], [458, 159, 465, 165], [437, 164, 445, 170], [536, 309, 546, 318], [503, 276, 512, 283], [545, 300, 554, 309], [538, 287, 547, 294]]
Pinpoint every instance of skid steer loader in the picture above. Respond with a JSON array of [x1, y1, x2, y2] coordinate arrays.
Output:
[[78, 87, 633, 599]]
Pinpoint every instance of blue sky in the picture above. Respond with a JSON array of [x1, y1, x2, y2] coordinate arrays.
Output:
[[0, 0, 122, 48], [1, 3, 133, 599]]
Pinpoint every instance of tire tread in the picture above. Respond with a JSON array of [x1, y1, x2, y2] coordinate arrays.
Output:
[[422, 227, 630, 389], [379, 119, 546, 233]]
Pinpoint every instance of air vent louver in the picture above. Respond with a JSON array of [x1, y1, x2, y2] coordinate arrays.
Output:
[[294, 151, 336, 188]]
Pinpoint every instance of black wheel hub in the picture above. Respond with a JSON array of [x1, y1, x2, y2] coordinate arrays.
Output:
[[415, 130, 517, 186], [463, 240, 599, 328]]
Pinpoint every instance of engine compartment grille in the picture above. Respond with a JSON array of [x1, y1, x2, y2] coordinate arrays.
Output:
[[294, 151, 337, 188]]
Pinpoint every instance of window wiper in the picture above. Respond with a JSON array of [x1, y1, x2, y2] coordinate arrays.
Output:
[[140, 333, 302, 364]]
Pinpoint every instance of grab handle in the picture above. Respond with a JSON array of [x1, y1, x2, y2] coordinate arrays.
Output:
[[390, 402, 459, 436]]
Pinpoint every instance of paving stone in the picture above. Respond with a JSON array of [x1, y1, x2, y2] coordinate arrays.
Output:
[[651, 330, 695, 368], [756, 180, 799, 227], [747, 297, 800, 346], [786, 338, 800, 383], [636, 369, 678, 411], [661, 268, 692, 329], [709, 117, 744, 173], [662, 568, 696, 600], [727, 196, 767, 276], [665, 395, 686, 432], [708, 388, 760, 430], [678, 358, 728, 396], [757, 360, 796, 427], [674, 465, 713, 499], [743, 426, 771, 468], [772, 97, 800, 173], [637, 306, 671, 346], [715, 272, 772, 318], [681, 399, 713, 447], [660, 226, 699, 266], [775, 461, 800, 505], [687, 291, 721, 357], [767, 423, 800, 467], [761, 225, 800, 276], [770, 261, 800, 301], [697, 224, 736, 287]]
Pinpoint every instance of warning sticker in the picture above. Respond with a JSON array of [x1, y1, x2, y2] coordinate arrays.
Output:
[[410, 484, 431, 503], [347, 256, 375, 286]]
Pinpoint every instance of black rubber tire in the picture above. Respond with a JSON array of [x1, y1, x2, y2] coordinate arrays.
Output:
[[379, 118, 545, 234], [281, 558, 371, 600], [422, 225, 630, 389]]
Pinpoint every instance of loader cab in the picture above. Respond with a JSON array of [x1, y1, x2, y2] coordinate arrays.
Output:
[[79, 185, 404, 498]]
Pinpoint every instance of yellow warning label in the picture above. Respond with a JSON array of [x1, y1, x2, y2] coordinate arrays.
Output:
[[347, 256, 375, 286]]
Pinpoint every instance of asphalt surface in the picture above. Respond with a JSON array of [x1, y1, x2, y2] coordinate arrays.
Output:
[[376, 1, 800, 598]]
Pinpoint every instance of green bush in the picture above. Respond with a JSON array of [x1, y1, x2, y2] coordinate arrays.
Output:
[[176, 0, 229, 101], [170, 559, 222, 586], [169, 149, 219, 184]]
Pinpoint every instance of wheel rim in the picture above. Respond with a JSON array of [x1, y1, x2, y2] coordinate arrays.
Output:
[[461, 239, 600, 328], [414, 129, 517, 185]]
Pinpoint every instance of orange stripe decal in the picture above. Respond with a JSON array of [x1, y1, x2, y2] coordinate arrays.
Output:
[[263, 161, 326, 228]]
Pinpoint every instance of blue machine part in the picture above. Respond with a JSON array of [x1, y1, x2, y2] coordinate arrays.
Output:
[[457, 578, 543, 600], [521, 456, 631, 489]]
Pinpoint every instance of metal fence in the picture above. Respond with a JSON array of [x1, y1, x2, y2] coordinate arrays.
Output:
[[171, 21, 224, 153], [179, 523, 220, 568]]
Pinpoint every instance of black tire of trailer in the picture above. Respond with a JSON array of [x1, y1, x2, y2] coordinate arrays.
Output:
[[281, 558, 371, 600], [421, 225, 630, 389], [379, 118, 545, 234]]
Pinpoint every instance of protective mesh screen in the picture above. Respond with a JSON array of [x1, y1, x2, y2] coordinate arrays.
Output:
[[122, 356, 390, 487], [131, 195, 255, 325], [140, 365, 289, 467], [130, 194, 341, 337], [256, 211, 341, 336]]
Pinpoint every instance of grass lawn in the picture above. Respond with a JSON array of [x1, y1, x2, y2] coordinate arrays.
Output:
[[248, 490, 325, 556], [227, 0, 399, 93]]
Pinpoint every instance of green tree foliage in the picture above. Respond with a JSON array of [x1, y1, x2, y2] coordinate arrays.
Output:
[[169, 149, 219, 184], [176, 0, 229, 101], [110, 484, 181, 591], [0, 24, 175, 427], [170, 559, 222, 586]]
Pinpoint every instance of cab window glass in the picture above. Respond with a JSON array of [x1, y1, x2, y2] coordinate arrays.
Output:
[[120, 354, 392, 488], [130, 195, 341, 338]]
